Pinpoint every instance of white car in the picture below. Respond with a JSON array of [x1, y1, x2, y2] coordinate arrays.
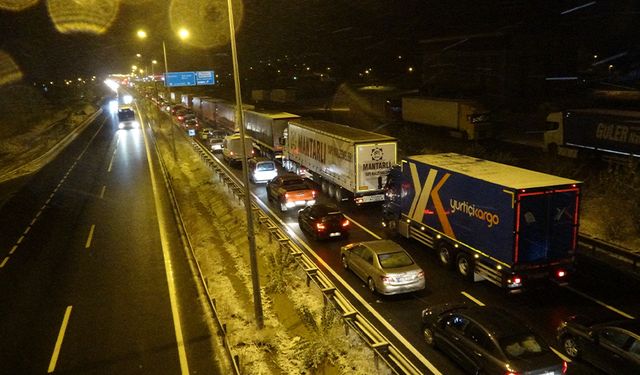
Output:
[[249, 157, 277, 183]]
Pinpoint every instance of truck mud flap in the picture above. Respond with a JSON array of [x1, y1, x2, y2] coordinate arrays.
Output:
[[474, 261, 502, 287]]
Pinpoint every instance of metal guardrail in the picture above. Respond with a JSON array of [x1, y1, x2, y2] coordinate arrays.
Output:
[[578, 233, 640, 272], [188, 138, 423, 375]]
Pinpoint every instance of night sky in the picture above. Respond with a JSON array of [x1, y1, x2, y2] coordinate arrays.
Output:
[[1, 1, 639, 83]]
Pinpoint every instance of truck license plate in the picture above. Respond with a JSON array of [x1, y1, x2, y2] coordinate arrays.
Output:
[[360, 194, 384, 203]]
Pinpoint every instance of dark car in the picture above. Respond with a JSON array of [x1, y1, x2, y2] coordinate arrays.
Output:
[[298, 203, 350, 240], [557, 316, 640, 375], [266, 174, 316, 212], [422, 304, 567, 375]]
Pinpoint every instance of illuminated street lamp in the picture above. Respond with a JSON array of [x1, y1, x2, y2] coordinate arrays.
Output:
[[137, 28, 190, 161]]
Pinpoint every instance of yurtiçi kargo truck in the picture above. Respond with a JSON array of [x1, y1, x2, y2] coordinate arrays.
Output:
[[382, 153, 581, 292], [283, 119, 397, 204]]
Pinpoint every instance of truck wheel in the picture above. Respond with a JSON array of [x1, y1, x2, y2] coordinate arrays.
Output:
[[456, 253, 474, 280], [437, 244, 454, 269], [335, 187, 343, 202], [327, 184, 336, 198], [321, 180, 329, 194]]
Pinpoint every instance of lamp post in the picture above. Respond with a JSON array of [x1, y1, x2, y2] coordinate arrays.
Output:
[[227, 0, 264, 329], [138, 29, 189, 162]]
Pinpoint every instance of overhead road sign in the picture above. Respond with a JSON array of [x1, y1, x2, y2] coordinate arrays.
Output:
[[196, 71, 215, 85], [164, 72, 196, 87]]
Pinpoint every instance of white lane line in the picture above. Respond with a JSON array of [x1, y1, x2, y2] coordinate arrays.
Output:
[[17, 235, 24, 244], [84, 224, 95, 249], [23, 226, 31, 235], [30, 218, 37, 226], [45, 198, 51, 205], [343, 214, 382, 240], [107, 147, 117, 172], [99, 185, 106, 199], [36, 210, 42, 218], [550, 346, 572, 363], [139, 110, 190, 374], [563, 285, 635, 319], [461, 291, 485, 306], [9, 245, 18, 255], [273, 215, 441, 374], [0, 257, 8, 268], [48, 305, 73, 373], [41, 204, 47, 210]]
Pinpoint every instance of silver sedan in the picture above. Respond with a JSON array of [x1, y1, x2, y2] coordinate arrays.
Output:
[[340, 240, 425, 295]]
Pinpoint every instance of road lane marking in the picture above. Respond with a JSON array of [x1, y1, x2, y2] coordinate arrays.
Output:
[[139, 111, 190, 374], [17, 235, 24, 244], [30, 218, 37, 226], [45, 198, 51, 205], [48, 305, 73, 373], [550, 346, 571, 362], [9, 245, 18, 254], [563, 285, 635, 319], [461, 291, 485, 306], [343, 214, 382, 240], [85, 224, 95, 249], [41, 204, 47, 210], [0, 257, 8, 268], [23, 226, 31, 235], [107, 147, 117, 172], [36, 210, 42, 218], [99, 185, 106, 199]]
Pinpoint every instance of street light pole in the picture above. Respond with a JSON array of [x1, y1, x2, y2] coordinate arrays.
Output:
[[227, 0, 264, 329]]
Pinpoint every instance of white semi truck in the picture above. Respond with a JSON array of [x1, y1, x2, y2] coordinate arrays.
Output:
[[283, 119, 397, 204]]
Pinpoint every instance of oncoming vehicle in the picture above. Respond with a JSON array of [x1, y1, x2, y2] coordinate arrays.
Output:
[[421, 304, 567, 375], [298, 203, 350, 240], [117, 107, 138, 129], [340, 240, 425, 295], [248, 157, 277, 183], [222, 133, 254, 165]]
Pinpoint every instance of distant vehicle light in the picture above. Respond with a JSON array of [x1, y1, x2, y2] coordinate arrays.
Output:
[[123, 94, 133, 104], [556, 270, 566, 278], [342, 220, 350, 227]]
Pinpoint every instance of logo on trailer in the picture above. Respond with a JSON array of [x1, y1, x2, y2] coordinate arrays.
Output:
[[371, 147, 383, 161]]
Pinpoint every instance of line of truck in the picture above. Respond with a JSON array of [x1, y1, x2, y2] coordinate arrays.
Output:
[[170, 94, 584, 293]]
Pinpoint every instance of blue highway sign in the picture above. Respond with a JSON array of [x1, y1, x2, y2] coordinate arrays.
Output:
[[164, 72, 196, 87], [196, 71, 215, 85]]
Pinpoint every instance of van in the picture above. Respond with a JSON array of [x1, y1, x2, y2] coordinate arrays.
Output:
[[222, 133, 254, 165], [248, 157, 277, 183]]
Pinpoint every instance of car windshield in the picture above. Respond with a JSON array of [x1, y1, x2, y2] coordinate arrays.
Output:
[[500, 333, 547, 359], [282, 178, 305, 186], [378, 251, 414, 268]]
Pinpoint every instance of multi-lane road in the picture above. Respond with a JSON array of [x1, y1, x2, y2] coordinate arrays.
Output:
[[0, 105, 222, 374], [2, 96, 638, 374], [150, 98, 638, 374]]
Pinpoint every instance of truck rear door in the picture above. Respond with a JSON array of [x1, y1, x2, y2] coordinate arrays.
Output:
[[516, 187, 580, 263]]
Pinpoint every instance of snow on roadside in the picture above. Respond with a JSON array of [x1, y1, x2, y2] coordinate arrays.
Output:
[[150, 117, 393, 374]]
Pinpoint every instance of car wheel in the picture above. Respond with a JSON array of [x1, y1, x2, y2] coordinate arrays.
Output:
[[341, 255, 349, 270], [423, 326, 436, 346], [562, 335, 580, 358], [367, 277, 376, 293], [438, 244, 454, 268], [456, 253, 473, 280]]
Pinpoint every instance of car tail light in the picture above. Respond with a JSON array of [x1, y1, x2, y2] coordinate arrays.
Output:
[[417, 270, 424, 278], [505, 372, 520, 375], [312, 190, 317, 198], [178, 116, 184, 120], [381, 276, 392, 284], [316, 223, 326, 231], [342, 219, 350, 227], [562, 361, 568, 374], [284, 193, 289, 200], [230, 151, 234, 156], [556, 269, 566, 278]]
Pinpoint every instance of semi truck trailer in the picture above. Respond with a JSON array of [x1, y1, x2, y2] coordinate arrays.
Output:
[[545, 109, 640, 158], [382, 153, 581, 292], [243, 110, 300, 160], [283, 119, 397, 204], [401, 97, 491, 140]]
